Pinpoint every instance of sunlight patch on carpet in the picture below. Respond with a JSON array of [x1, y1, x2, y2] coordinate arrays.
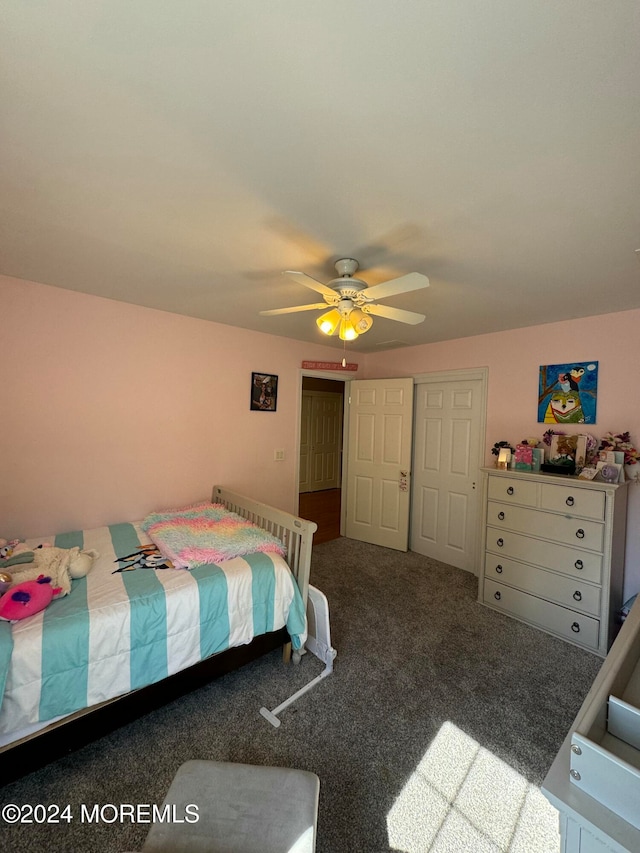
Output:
[[387, 721, 560, 852]]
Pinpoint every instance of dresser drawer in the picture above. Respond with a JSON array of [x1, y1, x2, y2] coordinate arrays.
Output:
[[488, 501, 604, 552], [485, 528, 603, 583], [484, 579, 600, 650], [483, 554, 601, 616], [540, 483, 605, 521], [488, 476, 537, 507]]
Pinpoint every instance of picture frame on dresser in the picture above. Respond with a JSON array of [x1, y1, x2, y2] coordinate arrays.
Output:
[[478, 467, 629, 657]]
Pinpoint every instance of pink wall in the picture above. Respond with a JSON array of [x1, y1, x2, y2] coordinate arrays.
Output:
[[1, 275, 342, 537], [3, 274, 640, 600], [364, 311, 640, 600]]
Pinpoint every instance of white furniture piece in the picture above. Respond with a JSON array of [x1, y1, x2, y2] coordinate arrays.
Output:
[[478, 468, 628, 656], [542, 598, 640, 852], [140, 760, 320, 852]]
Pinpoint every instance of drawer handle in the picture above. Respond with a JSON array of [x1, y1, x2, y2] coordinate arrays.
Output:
[[496, 538, 504, 547], [566, 496, 575, 506], [573, 590, 582, 602], [494, 591, 501, 601], [507, 486, 514, 495], [571, 622, 581, 633], [495, 565, 503, 574], [498, 511, 505, 520], [575, 529, 585, 540], [574, 559, 584, 570]]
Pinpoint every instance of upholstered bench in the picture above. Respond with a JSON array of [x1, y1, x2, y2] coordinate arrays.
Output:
[[139, 760, 320, 852]]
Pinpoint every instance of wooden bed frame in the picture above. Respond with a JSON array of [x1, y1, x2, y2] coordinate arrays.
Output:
[[0, 487, 317, 781]]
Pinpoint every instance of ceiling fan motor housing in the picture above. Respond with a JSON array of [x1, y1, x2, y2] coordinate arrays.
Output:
[[334, 258, 359, 277], [330, 258, 370, 300], [331, 281, 368, 300]]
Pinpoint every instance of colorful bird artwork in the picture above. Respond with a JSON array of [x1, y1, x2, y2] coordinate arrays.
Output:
[[538, 362, 598, 424], [544, 390, 585, 424]]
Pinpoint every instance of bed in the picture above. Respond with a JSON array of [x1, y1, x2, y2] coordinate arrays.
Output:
[[0, 486, 317, 779]]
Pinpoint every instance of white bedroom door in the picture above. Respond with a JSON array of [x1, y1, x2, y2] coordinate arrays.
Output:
[[410, 374, 485, 572], [345, 377, 414, 551]]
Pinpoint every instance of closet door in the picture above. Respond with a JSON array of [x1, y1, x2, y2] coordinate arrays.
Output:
[[411, 377, 483, 572], [300, 391, 342, 493]]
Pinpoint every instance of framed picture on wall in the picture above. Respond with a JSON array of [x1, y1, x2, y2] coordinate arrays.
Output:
[[250, 373, 278, 411], [537, 361, 598, 424]]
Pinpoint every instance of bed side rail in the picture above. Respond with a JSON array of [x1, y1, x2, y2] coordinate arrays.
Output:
[[211, 486, 317, 604]]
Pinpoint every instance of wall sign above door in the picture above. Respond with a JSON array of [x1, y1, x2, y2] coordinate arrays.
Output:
[[301, 361, 359, 371]]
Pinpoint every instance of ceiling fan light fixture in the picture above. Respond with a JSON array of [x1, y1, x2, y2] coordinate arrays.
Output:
[[316, 308, 341, 335], [339, 315, 358, 341], [266, 257, 430, 341], [349, 307, 373, 334]]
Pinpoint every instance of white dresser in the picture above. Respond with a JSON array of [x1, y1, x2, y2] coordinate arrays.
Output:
[[479, 468, 628, 657], [542, 598, 640, 853]]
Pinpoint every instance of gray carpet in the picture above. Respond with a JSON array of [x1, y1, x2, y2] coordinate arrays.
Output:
[[0, 538, 602, 852]]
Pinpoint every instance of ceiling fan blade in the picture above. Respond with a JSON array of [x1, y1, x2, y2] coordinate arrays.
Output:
[[361, 272, 429, 301], [260, 302, 329, 316], [364, 303, 426, 325], [284, 270, 338, 299]]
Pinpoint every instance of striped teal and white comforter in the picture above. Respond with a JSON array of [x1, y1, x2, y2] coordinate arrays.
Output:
[[0, 521, 306, 738]]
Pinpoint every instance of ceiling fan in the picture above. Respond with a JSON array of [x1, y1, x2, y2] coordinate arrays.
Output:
[[259, 258, 429, 341]]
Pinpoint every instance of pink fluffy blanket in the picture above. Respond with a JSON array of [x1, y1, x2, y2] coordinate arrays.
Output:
[[141, 502, 286, 569]]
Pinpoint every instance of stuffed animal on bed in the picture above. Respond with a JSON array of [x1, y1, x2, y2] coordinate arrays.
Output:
[[0, 574, 63, 621], [0, 538, 22, 560], [0, 571, 11, 596], [5, 546, 99, 597]]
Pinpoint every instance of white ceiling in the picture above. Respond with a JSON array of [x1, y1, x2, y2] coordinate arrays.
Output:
[[2, 2, 640, 353]]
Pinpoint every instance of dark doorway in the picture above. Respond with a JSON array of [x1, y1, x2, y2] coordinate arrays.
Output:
[[298, 488, 341, 544], [298, 376, 344, 544]]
